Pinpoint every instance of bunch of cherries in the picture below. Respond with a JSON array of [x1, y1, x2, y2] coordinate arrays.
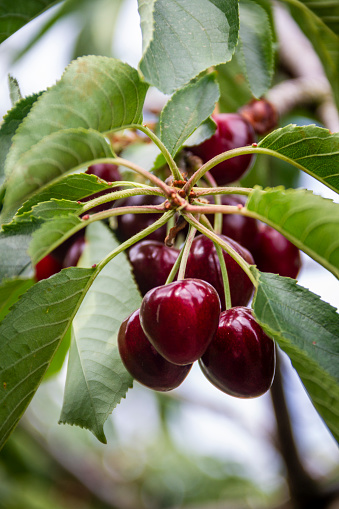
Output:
[[35, 103, 301, 399]]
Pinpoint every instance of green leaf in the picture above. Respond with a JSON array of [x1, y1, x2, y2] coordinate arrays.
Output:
[[138, 0, 239, 94], [280, 0, 339, 109], [17, 173, 115, 216], [5, 56, 148, 177], [16, 199, 83, 223], [252, 270, 339, 443], [246, 187, 339, 279], [8, 75, 22, 106], [184, 117, 217, 148], [300, 0, 339, 34], [2, 128, 114, 219], [0, 278, 34, 321], [44, 326, 71, 381], [258, 124, 339, 194], [0, 93, 40, 188], [0, 219, 42, 283], [238, 0, 274, 98], [216, 57, 252, 113], [0, 0, 58, 43], [160, 73, 220, 157], [0, 266, 95, 451], [29, 215, 83, 265], [59, 222, 141, 442]]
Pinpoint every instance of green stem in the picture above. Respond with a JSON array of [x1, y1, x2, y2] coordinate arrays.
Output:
[[111, 157, 172, 196], [214, 241, 232, 310], [194, 186, 252, 197], [177, 223, 197, 280], [203, 172, 222, 235], [80, 186, 163, 214], [182, 212, 258, 288], [183, 144, 318, 195], [96, 210, 175, 272], [165, 248, 183, 285], [135, 124, 183, 181]]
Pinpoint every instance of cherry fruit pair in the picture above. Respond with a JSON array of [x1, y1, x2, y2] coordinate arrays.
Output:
[[118, 278, 276, 398]]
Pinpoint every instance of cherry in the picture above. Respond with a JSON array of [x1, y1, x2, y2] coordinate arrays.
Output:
[[35, 254, 63, 281], [82, 163, 122, 213], [239, 98, 279, 135], [200, 307, 276, 398], [62, 236, 86, 268], [189, 113, 256, 185], [118, 309, 192, 391], [116, 195, 166, 242], [129, 240, 179, 296], [253, 223, 301, 278], [140, 279, 221, 365], [185, 234, 254, 310], [207, 194, 260, 253]]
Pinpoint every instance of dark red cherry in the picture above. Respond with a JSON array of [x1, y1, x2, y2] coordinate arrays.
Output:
[[35, 254, 63, 281], [116, 195, 166, 242], [185, 234, 254, 310], [86, 163, 121, 183], [207, 194, 260, 253], [62, 236, 86, 268], [239, 98, 279, 135], [82, 163, 122, 213], [129, 240, 179, 296], [253, 224, 301, 278], [200, 307, 276, 398], [190, 113, 256, 185], [118, 309, 192, 391], [140, 279, 221, 365]]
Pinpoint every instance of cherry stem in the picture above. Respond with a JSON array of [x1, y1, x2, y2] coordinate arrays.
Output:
[[165, 248, 183, 285], [111, 156, 173, 196], [135, 125, 183, 181], [96, 210, 176, 273], [80, 186, 164, 214], [203, 172, 222, 235], [177, 222, 198, 281], [193, 186, 252, 197], [182, 212, 258, 288], [214, 241, 232, 310]]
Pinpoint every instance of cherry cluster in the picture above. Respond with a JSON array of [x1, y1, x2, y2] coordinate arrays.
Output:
[[34, 105, 301, 399], [118, 279, 276, 398]]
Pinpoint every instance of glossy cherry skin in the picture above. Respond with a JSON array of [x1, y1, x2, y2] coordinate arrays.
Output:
[[118, 309, 192, 391], [200, 307, 276, 398], [116, 195, 166, 243], [83, 163, 122, 213], [207, 194, 260, 253], [253, 224, 301, 279], [62, 236, 86, 268], [190, 113, 256, 185], [35, 254, 63, 281], [129, 240, 179, 296], [185, 234, 254, 310], [140, 279, 221, 365]]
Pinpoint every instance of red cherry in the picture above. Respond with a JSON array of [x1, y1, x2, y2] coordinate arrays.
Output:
[[35, 254, 63, 281], [185, 234, 254, 310], [200, 307, 276, 398], [82, 163, 122, 213], [140, 279, 221, 365], [190, 113, 256, 185], [207, 194, 260, 253], [253, 224, 301, 278], [118, 309, 192, 391], [129, 240, 179, 296], [116, 195, 166, 242], [62, 236, 86, 268]]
